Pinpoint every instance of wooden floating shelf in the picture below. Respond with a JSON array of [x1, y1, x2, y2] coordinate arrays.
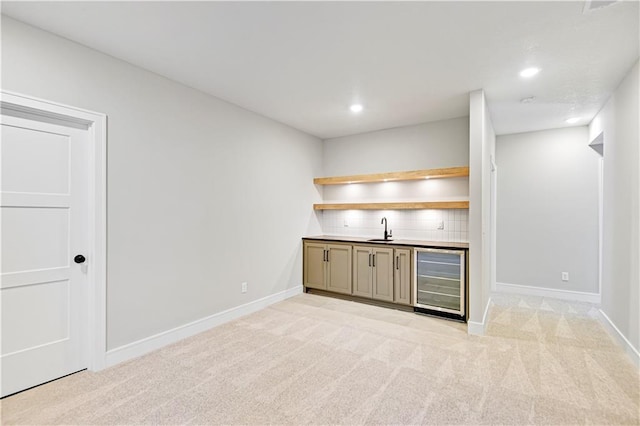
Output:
[[314, 201, 469, 210], [314, 166, 469, 185]]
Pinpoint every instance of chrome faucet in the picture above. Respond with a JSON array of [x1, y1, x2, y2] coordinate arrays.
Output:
[[381, 217, 392, 240]]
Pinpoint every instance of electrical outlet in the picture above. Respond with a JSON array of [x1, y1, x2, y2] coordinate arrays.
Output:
[[241, 282, 248, 293], [343, 219, 349, 227], [437, 220, 444, 230], [561, 272, 569, 282]]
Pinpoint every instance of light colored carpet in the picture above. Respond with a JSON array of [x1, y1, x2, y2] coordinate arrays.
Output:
[[1, 293, 639, 425]]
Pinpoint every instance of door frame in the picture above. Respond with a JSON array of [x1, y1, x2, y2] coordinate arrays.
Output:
[[1, 90, 107, 371]]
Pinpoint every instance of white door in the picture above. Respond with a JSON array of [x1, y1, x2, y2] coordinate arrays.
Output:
[[1, 114, 89, 397]]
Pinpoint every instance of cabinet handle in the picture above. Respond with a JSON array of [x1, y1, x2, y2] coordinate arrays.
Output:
[[368, 253, 372, 267], [372, 254, 376, 267], [396, 255, 399, 270], [326, 250, 329, 262]]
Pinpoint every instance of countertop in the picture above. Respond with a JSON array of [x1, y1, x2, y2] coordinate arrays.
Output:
[[303, 235, 469, 249]]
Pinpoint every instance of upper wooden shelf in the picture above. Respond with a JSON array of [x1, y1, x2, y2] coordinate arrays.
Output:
[[314, 201, 469, 210], [314, 166, 469, 185]]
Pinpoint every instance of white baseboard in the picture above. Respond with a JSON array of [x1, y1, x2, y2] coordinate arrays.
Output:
[[105, 285, 303, 368], [468, 296, 492, 335], [597, 309, 640, 368], [495, 282, 601, 304]]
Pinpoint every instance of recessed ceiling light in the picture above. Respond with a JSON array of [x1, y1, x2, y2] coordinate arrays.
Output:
[[565, 117, 581, 124], [519, 67, 540, 78], [350, 104, 363, 113]]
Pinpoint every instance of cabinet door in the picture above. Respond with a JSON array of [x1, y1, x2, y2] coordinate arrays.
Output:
[[372, 248, 394, 302], [326, 244, 352, 294], [352, 246, 372, 298], [394, 248, 412, 305], [303, 242, 326, 290]]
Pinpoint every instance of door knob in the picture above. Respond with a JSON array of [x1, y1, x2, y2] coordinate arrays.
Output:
[[74, 254, 86, 264]]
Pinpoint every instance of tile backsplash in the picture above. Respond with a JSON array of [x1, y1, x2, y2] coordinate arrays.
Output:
[[320, 209, 469, 242]]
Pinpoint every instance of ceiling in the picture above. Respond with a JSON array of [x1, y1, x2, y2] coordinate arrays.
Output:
[[2, 1, 638, 139]]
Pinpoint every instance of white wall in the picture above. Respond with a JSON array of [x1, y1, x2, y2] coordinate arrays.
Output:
[[496, 127, 600, 294], [323, 117, 469, 176], [468, 90, 495, 333], [590, 60, 639, 355], [320, 118, 470, 241], [1, 17, 323, 350]]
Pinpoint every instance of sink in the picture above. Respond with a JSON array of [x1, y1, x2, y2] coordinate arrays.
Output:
[[367, 238, 394, 242]]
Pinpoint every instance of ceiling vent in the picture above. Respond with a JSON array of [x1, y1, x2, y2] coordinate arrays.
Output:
[[583, 0, 619, 13]]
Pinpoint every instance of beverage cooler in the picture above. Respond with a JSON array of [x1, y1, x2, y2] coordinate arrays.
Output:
[[414, 248, 466, 321]]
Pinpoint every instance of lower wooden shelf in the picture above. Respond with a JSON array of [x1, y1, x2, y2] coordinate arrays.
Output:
[[313, 201, 469, 210]]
